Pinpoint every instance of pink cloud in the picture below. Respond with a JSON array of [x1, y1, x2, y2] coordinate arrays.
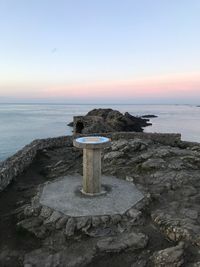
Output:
[[1, 72, 200, 100], [42, 72, 200, 99]]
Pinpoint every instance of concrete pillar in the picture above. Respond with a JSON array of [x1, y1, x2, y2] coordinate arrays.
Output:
[[83, 148, 101, 194], [73, 136, 111, 196]]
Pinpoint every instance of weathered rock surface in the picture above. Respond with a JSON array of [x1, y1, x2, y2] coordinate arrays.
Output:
[[96, 232, 148, 253], [2, 134, 200, 266], [151, 242, 185, 267], [70, 108, 152, 134], [23, 243, 96, 267]]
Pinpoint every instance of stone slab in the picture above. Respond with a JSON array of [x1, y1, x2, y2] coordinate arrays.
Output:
[[39, 175, 144, 217]]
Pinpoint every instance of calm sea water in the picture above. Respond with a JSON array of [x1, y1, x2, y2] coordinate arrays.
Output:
[[0, 104, 200, 162]]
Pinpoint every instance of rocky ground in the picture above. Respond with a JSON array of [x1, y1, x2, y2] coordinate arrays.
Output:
[[1, 137, 200, 266]]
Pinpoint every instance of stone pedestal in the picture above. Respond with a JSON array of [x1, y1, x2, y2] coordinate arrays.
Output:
[[73, 136, 111, 195]]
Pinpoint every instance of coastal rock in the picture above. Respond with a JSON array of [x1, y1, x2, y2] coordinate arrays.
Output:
[[40, 206, 53, 218], [141, 158, 166, 170], [71, 108, 151, 134], [43, 211, 63, 226], [23, 244, 95, 267], [65, 218, 76, 237], [126, 208, 142, 220], [96, 232, 148, 253], [16, 217, 46, 238], [151, 210, 200, 245], [141, 114, 158, 118], [76, 216, 90, 230], [55, 216, 69, 230], [0, 248, 21, 267], [104, 151, 124, 160], [151, 242, 185, 267], [189, 262, 200, 267], [92, 216, 102, 227]]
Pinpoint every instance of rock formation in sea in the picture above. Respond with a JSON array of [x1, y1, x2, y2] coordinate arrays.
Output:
[[68, 108, 153, 134]]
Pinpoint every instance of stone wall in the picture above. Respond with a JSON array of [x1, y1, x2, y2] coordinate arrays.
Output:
[[0, 132, 181, 192], [0, 136, 73, 192], [75, 132, 182, 146]]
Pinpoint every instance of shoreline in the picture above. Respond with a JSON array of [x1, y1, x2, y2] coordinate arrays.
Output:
[[1, 104, 200, 161]]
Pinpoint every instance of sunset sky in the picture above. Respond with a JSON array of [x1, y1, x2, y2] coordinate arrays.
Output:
[[0, 0, 200, 104]]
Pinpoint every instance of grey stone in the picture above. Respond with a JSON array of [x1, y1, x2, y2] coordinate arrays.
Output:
[[96, 232, 148, 253], [16, 217, 46, 238], [23, 249, 61, 267], [154, 147, 172, 157], [17, 217, 43, 232], [189, 262, 200, 267], [152, 242, 184, 267], [76, 216, 90, 230], [111, 214, 121, 224], [40, 206, 53, 218], [55, 216, 69, 230], [24, 242, 95, 267], [0, 248, 20, 267], [43, 211, 63, 226], [141, 158, 166, 169], [101, 215, 110, 224], [65, 218, 76, 237], [92, 216, 101, 227], [140, 151, 154, 160], [126, 176, 134, 182], [126, 208, 141, 220], [151, 211, 193, 243], [24, 205, 35, 217], [168, 159, 185, 170], [111, 140, 129, 151], [181, 186, 197, 197], [104, 151, 124, 160], [180, 208, 198, 220], [86, 226, 113, 237], [131, 259, 147, 267]]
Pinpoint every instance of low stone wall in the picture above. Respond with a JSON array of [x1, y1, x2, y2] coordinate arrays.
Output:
[[112, 132, 181, 146], [75, 132, 182, 146], [0, 136, 73, 192], [0, 132, 181, 192]]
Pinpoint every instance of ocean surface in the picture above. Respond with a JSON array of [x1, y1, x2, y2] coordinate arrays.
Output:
[[0, 104, 200, 162]]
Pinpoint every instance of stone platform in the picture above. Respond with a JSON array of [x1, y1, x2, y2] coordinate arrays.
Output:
[[39, 175, 144, 217]]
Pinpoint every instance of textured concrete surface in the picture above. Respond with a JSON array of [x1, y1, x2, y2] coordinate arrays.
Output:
[[39, 175, 144, 217], [73, 136, 111, 194], [82, 148, 102, 194]]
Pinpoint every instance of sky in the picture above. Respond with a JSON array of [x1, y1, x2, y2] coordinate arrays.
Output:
[[0, 0, 200, 104]]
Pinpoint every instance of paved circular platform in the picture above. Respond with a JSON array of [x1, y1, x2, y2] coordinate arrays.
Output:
[[39, 175, 144, 217]]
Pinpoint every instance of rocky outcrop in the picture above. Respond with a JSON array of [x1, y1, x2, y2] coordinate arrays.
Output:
[[70, 108, 152, 134], [96, 232, 148, 253], [151, 242, 185, 267], [141, 114, 158, 118], [0, 132, 181, 192], [3, 132, 200, 266]]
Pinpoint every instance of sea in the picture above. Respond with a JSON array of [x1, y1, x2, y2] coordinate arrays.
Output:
[[0, 103, 200, 162]]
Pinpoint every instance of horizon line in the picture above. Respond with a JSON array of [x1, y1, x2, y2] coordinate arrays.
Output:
[[0, 102, 197, 106]]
